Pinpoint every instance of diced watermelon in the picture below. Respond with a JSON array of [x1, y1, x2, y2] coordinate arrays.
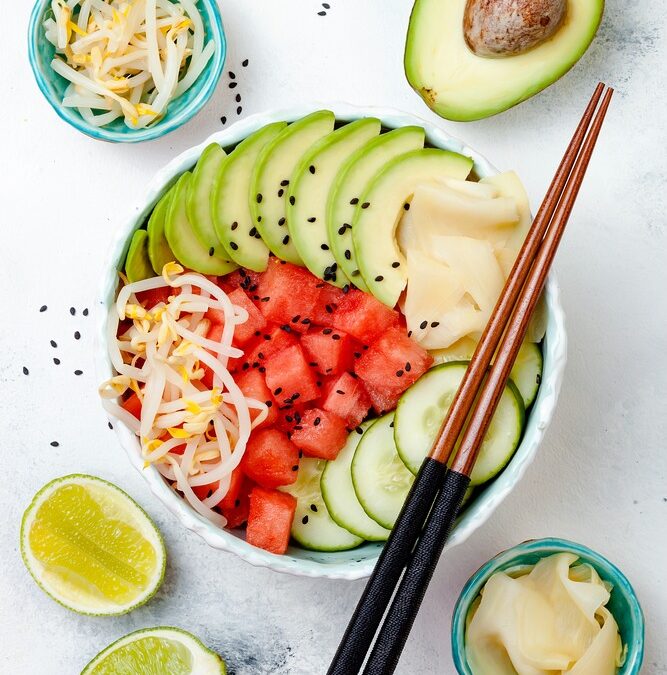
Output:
[[264, 344, 321, 407], [256, 258, 320, 331], [311, 283, 347, 326], [331, 289, 400, 343], [191, 466, 244, 507], [246, 486, 297, 554], [274, 405, 307, 436], [235, 368, 278, 427], [221, 268, 261, 297], [120, 393, 142, 419], [300, 328, 357, 376], [241, 428, 300, 488], [228, 288, 267, 345], [235, 324, 299, 373], [290, 408, 349, 460], [354, 327, 433, 413], [221, 474, 254, 528], [321, 372, 372, 428]]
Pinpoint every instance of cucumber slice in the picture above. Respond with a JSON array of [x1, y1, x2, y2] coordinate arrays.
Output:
[[125, 229, 154, 282], [212, 122, 287, 271], [251, 111, 335, 265], [510, 342, 543, 408], [351, 414, 414, 530], [394, 362, 525, 485], [280, 458, 363, 551], [147, 186, 176, 275], [165, 173, 237, 275], [186, 143, 229, 259], [327, 126, 425, 292], [321, 423, 391, 541]]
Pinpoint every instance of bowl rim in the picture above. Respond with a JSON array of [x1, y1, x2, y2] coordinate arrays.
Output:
[[451, 537, 645, 674], [94, 102, 567, 579], [27, 0, 226, 143]]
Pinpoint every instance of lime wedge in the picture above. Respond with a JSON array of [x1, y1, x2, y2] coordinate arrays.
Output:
[[81, 627, 226, 675], [20, 474, 165, 615]]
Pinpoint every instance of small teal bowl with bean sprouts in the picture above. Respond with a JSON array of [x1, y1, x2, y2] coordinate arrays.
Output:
[[27, 0, 225, 143]]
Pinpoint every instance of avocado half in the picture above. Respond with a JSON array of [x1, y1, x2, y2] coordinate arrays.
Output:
[[404, 0, 604, 121]]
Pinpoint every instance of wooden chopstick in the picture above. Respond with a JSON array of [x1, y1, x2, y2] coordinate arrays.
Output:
[[328, 83, 613, 675]]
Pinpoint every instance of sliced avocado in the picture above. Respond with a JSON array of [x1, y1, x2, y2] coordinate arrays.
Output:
[[147, 185, 177, 274], [165, 172, 238, 275], [326, 126, 425, 292], [212, 122, 287, 272], [404, 0, 604, 121], [125, 229, 154, 282], [352, 148, 473, 307], [186, 143, 229, 259], [287, 118, 381, 287], [251, 111, 336, 265]]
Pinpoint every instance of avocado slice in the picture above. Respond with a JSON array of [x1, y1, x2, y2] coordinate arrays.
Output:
[[125, 229, 154, 282], [212, 122, 287, 272], [166, 172, 238, 275], [147, 185, 176, 274], [251, 111, 336, 266], [326, 126, 425, 292], [352, 148, 473, 307], [404, 0, 604, 121], [287, 118, 381, 286], [186, 143, 229, 259]]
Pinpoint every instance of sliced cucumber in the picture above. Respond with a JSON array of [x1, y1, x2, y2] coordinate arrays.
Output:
[[321, 422, 391, 541], [280, 458, 363, 551], [125, 229, 153, 282], [351, 414, 414, 530], [394, 362, 525, 485], [251, 111, 335, 265], [510, 342, 543, 408], [212, 122, 287, 271], [186, 143, 230, 259], [165, 173, 238, 275], [147, 186, 177, 275]]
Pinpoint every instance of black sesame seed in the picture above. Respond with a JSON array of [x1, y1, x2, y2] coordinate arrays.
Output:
[[325, 304, 333, 314], [208, 247, 215, 256], [237, 106, 243, 115], [39, 305, 47, 312], [258, 366, 266, 373], [254, 330, 261, 336], [22, 366, 29, 375], [242, 58, 249, 66], [317, 10, 326, 15], [302, 515, 309, 524], [396, 370, 404, 377], [291, 315, 301, 323], [292, 393, 300, 400], [280, 179, 289, 186], [108, 421, 113, 430], [375, 275, 384, 282], [229, 81, 237, 89], [249, 226, 257, 237], [50, 340, 57, 348], [338, 225, 346, 235], [389, 421, 394, 428], [361, 202, 370, 209], [307, 217, 316, 223], [310, 503, 318, 512], [242, 363, 250, 370], [309, 165, 316, 174], [50, 441, 59, 447], [323, 2, 330, 7], [403, 202, 410, 210], [293, 425, 303, 431], [74, 369, 83, 376], [323, 328, 332, 335], [355, 426, 364, 435], [320, 243, 329, 250], [350, 198, 359, 205], [278, 189, 284, 197], [230, 242, 239, 251], [235, 93, 241, 103], [281, 324, 291, 332], [82, 308, 89, 316], [69, 307, 76, 316], [231, 221, 238, 230], [266, 400, 273, 408], [298, 450, 303, 458], [221, 116, 227, 125], [294, 466, 301, 474], [354, 351, 361, 358], [336, 389, 345, 395], [391, 261, 400, 268], [331, 334, 340, 340], [294, 412, 302, 422], [313, 417, 321, 426], [256, 193, 263, 203], [430, 321, 440, 328], [405, 362, 412, 372], [309, 361, 318, 367], [53, 358, 60, 365], [408, 330, 413, 337], [278, 217, 286, 226], [301, 318, 311, 325], [289, 196, 295, 206], [285, 415, 293, 423], [351, 270, 360, 276], [282, 235, 290, 245], [419, 320, 428, 330], [344, 249, 351, 260], [74, 331, 81, 340], [229, 70, 236, 79], [274, 387, 283, 395], [342, 284, 350, 293]]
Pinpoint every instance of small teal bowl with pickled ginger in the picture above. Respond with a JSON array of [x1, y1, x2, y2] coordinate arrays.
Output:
[[451, 538, 645, 675], [27, 0, 226, 142]]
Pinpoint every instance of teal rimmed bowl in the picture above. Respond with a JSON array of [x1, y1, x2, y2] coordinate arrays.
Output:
[[27, 0, 226, 143], [451, 538, 644, 674]]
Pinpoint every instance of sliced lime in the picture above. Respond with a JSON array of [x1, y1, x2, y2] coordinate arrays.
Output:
[[81, 626, 226, 674], [20, 474, 165, 615]]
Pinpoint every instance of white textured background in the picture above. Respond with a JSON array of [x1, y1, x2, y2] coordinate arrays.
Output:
[[1, 1, 666, 673]]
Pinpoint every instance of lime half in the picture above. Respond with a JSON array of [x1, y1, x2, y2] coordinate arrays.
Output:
[[82, 626, 226, 674], [20, 474, 165, 615]]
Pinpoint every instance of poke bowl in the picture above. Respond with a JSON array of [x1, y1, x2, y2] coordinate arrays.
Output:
[[95, 103, 567, 579]]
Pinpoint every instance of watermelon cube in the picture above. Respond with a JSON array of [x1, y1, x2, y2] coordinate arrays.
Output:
[[227, 288, 267, 345], [221, 474, 254, 529], [300, 329, 357, 376], [241, 428, 300, 488], [246, 486, 297, 554], [354, 327, 433, 413], [264, 344, 320, 407], [331, 289, 400, 343], [191, 466, 244, 507], [235, 368, 278, 427], [257, 258, 320, 331], [321, 372, 372, 428], [220, 268, 261, 297], [290, 408, 349, 460], [233, 324, 299, 373], [311, 283, 347, 327], [274, 405, 307, 436]]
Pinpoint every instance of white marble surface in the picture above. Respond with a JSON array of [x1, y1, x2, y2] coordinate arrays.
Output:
[[1, 1, 665, 673]]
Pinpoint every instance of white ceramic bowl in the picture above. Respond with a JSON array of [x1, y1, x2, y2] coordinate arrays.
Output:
[[95, 103, 567, 580]]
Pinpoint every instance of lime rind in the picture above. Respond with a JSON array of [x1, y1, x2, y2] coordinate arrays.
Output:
[[20, 474, 166, 616], [81, 626, 226, 675]]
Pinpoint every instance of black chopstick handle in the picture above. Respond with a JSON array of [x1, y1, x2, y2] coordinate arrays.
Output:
[[362, 469, 471, 675], [327, 458, 448, 675]]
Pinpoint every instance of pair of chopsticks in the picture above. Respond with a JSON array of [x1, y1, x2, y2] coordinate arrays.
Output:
[[328, 82, 614, 675]]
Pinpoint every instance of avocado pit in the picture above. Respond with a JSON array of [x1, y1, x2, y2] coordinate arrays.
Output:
[[463, 0, 567, 57]]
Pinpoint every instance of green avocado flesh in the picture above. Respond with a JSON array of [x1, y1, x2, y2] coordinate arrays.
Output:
[[125, 229, 154, 282], [186, 143, 228, 259], [327, 126, 425, 292], [287, 118, 381, 287], [404, 0, 604, 121], [353, 148, 473, 307], [251, 111, 336, 265], [147, 186, 176, 275], [165, 173, 238, 275], [212, 122, 287, 272]]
